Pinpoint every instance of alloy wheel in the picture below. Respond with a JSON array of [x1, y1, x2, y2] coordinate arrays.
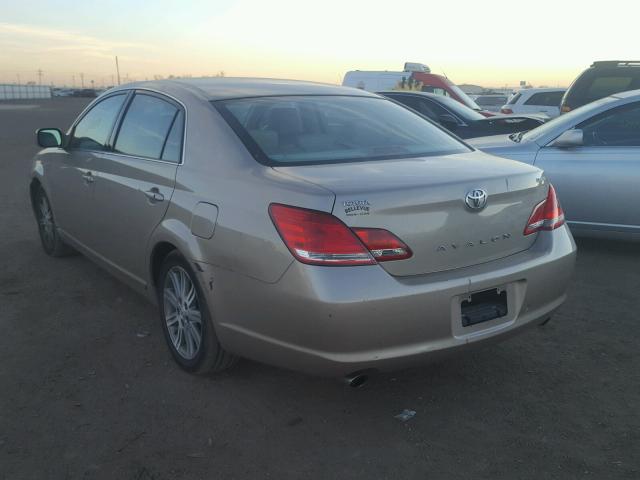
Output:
[[163, 266, 203, 360]]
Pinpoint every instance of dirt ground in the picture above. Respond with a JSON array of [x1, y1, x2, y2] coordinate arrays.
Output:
[[0, 98, 638, 480]]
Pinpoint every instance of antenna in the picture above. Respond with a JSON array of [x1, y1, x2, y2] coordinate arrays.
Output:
[[115, 56, 121, 85]]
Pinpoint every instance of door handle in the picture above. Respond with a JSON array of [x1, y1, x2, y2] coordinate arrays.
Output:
[[82, 171, 95, 184], [143, 187, 165, 203]]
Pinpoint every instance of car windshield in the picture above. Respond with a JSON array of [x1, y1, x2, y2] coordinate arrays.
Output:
[[216, 95, 470, 165], [520, 95, 618, 143]]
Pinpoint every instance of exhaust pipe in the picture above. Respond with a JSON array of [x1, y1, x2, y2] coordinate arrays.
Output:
[[343, 370, 371, 388]]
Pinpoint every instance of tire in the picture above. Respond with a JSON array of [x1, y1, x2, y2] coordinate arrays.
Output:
[[33, 187, 76, 257], [157, 250, 237, 374]]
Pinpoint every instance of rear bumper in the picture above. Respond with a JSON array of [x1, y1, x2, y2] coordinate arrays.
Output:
[[199, 226, 576, 376]]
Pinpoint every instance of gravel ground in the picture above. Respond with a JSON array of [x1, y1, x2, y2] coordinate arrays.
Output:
[[0, 98, 638, 480]]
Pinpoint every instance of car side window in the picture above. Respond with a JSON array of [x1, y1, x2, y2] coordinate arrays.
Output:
[[419, 98, 453, 120], [578, 103, 640, 147], [69, 94, 126, 150], [525, 92, 562, 107], [161, 110, 184, 163], [114, 93, 179, 160]]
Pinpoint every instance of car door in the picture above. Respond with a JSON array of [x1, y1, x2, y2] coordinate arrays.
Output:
[[47, 93, 128, 245], [88, 91, 184, 286], [534, 101, 640, 232]]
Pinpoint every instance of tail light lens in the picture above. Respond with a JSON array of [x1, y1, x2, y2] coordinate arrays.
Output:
[[524, 184, 565, 235], [501, 108, 513, 114], [561, 105, 571, 113], [352, 228, 412, 262], [269, 204, 411, 266]]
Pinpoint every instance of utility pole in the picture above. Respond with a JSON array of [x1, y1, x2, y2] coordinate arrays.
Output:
[[115, 56, 121, 85], [16, 73, 20, 85], [72, 75, 75, 87], [37, 69, 43, 86], [80, 72, 85, 88]]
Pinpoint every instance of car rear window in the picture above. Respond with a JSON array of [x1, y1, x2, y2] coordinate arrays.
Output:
[[565, 67, 640, 107], [216, 96, 470, 165], [587, 76, 634, 97]]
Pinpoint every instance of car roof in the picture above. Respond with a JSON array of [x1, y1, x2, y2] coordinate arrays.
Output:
[[118, 77, 376, 101]]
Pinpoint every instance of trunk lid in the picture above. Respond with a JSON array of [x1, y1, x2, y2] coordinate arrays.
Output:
[[273, 151, 547, 276]]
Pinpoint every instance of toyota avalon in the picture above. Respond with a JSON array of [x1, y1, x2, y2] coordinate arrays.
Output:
[[30, 78, 576, 380]]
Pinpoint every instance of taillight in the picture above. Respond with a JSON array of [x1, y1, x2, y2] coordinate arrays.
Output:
[[561, 105, 571, 113], [352, 228, 412, 262], [524, 184, 565, 235], [501, 108, 513, 114], [268, 204, 411, 266]]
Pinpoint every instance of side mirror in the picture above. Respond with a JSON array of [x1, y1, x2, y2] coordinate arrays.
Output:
[[550, 129, 583, 148], [438, 114, 459, 130], [36, 128, 63, 148]]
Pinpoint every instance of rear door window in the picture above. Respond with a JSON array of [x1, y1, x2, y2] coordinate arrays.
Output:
[[70, 94, 127, 150], [114, 93, 180, 160], [161, 110, 184, 163]]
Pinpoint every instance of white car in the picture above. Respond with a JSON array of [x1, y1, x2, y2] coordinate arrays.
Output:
[[501, 88, 566, 118]]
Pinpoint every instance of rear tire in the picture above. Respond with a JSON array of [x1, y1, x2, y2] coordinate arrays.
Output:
[[33, 187, 76, 257], [157, 250, 237, 374]]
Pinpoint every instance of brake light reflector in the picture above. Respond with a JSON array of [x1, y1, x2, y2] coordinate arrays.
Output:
[[524, 184, 565, 235], [501, 108, 513, 114], [352, 228, 412, 262], [269, 204, 375, 265]]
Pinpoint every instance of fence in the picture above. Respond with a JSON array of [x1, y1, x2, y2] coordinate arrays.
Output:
[[0, 84, 52, 100]]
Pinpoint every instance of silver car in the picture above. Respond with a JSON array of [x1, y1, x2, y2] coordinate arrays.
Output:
[[30, 78, 576, 380], [470, 90, 640, 241]]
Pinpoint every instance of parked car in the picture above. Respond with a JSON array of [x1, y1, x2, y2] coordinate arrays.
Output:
[[380, 91, 547, 139], [560, 61, 640, 113], [470, 89, 640, 241], [473, 94, 509, 113], [501, 88, 566, 118], [51, 88, 75, 97], [343, 62, 495, 116], [71, 88, 98, 98], [31, 78, 576, 380]]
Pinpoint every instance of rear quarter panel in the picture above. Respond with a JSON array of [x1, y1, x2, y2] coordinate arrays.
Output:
[[147, 98, 335, 287]]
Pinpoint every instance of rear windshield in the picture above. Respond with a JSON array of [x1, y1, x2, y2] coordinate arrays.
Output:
[[566, 67, 640, 105], [216, 96, 470, 165]]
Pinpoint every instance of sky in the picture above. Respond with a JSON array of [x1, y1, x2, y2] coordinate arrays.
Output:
[[0, 0, 637, 88]]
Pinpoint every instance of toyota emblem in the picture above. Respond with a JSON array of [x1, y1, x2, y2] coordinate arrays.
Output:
[[465, 189, 488, 210]]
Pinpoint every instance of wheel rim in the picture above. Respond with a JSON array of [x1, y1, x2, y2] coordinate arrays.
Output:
[[163, 266, 202, 360], [38, 194, 55, 250]]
